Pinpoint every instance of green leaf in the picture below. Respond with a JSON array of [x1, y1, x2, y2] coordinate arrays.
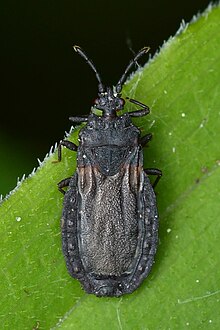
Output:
[[1, 4, 220, 329], [0, 134, 35, 196]]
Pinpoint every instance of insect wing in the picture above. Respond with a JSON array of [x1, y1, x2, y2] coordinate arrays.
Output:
[[61, 146, 158, 296]]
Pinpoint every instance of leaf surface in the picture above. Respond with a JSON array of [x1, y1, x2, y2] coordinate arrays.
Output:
[[1, 4, 220, 329]]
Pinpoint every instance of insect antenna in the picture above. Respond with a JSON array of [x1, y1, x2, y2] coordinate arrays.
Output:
[[116, 47, 150, 93], [73, 45, 105, 93]]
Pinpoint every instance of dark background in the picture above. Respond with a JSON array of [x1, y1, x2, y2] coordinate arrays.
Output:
[[0, 0, 211, 195]]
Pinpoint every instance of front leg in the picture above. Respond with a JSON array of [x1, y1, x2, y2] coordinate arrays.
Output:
[[57, 140, 78, 161], [126, 97, 150, 117]]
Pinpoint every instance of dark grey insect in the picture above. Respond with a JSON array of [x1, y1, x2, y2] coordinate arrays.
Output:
[[57, 46, 162, 297]]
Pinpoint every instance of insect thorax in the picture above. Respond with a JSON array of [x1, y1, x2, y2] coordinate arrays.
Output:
[[77, 114, 141, 176], [79, 113, 140, 147]]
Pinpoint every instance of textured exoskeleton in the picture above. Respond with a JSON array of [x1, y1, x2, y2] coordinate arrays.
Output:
[[58, 46, 161, 296]]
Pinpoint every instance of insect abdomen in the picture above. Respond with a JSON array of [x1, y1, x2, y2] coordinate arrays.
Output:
[[78, 167, 139, 276]]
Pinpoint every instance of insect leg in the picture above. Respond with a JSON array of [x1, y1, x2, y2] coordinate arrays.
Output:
[[144, 168, 162, 188], [58, 177, 71, 194], [126, 97, 150, 117], [69, 115, 88, 123], [139, 133, 152, 147], [57, 140, 78, 162]]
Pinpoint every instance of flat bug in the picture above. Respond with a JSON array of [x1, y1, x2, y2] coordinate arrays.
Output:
[[57, 46, 162, 297]]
